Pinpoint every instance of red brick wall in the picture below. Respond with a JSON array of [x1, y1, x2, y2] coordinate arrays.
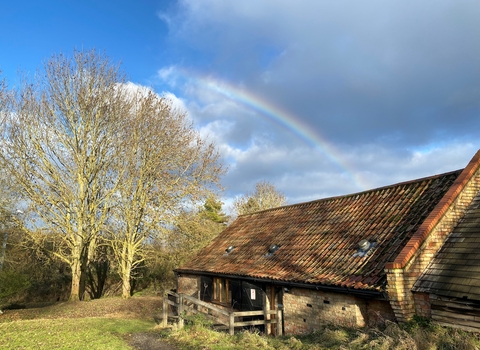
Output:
[[365, 299, 397, 326], [413, 292, 431, 318]]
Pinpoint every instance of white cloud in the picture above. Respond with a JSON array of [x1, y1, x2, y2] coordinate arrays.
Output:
[[162, 91, 188, 115], [157, 66, 180, 88]]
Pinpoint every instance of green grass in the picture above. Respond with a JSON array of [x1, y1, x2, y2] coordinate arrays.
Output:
[[0, 317, 154, 350]]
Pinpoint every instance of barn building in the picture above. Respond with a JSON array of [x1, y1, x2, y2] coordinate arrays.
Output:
[[175, 150, 480, 334]]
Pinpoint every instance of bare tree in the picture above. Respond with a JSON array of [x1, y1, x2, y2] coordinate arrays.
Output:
[[0, 50, 129, 300], [106, 87, 224, 298], [233, 180, 287, 215], [152, 196, 228, 288], [0, 171, 22, 273], [0, 51, 225, 300]]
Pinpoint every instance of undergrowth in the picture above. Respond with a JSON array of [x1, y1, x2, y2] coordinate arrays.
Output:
[[161, 313, 480, 350], [3, 298, 480, 349]]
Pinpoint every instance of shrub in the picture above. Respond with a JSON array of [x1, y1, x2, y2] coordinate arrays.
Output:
[[0, 270, 30, 304], [184, 312, 214, 329]]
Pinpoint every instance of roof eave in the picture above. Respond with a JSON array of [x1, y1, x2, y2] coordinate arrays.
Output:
[[174, 269, 386, 299]]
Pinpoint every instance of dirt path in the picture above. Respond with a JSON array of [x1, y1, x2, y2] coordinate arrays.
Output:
[[128, 333, 179, 350]]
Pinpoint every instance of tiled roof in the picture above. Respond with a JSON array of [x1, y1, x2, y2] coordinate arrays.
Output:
[[177, 170, 461, 292], [386, 150, 480, 269], [413, 190, 480, 300]]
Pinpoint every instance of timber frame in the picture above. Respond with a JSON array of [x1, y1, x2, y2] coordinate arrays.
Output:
[[162, 290, 283, 336]]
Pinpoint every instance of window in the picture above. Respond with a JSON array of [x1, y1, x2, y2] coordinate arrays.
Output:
[[213, 277, 231, 304]]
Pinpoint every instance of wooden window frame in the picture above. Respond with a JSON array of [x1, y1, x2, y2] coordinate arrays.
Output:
[[213, 277, 231, 304]]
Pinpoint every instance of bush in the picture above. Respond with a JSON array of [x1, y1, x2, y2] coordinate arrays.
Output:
[[183, 312, 214, 329], [0, 270, 30, 304]]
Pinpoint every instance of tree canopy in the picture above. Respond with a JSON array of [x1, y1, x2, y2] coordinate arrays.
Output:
[[232, 181, 287, 216]]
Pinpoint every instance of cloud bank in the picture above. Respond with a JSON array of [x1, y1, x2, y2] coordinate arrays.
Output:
[[155, 0, 480, 204]]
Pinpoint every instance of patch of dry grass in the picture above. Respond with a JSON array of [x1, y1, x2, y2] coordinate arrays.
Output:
[[161, 314, 480, 350], [0, 317, 154, 350], [0, 296, 163, 322]]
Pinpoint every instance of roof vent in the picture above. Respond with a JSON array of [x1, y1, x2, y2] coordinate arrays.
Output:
[[352, 239, 376, 258], [358, 239, 371, 251], [268, 244, 279, 254], [266, 244, 280, 257], [225, 245, 235, 254]]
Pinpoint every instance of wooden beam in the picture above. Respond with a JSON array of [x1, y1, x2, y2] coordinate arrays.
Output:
[[183, 294, 230, 316], [276, 309, 283, 336], [162, 292, 168, 327]]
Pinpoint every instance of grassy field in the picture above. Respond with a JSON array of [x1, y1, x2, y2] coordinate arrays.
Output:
[[0, 296, 170, 350], [2, 296, 480, 349], [0, 318, 154, 350]]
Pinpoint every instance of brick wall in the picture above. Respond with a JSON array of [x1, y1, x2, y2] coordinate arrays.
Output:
[[177, 274, 396, 334], [385, 158, 480, 322], [413, 292, 431, 318], [177, 273, 200, 298], [365, 299, 398, 326], [282, 287, 395, 334]]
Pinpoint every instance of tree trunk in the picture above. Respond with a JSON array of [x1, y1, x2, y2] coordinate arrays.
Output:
[[79, 259, 87, 301], [121, 245, 134, 299], [121, 265, 132, 298], [70, 257, 82, 301], [70, 241, 89, 301]]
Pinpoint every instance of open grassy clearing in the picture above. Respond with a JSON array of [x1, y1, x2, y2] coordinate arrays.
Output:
[[0, 295, 174, 350], [0, 296, 163, 322], [0, 318, 154, 350]]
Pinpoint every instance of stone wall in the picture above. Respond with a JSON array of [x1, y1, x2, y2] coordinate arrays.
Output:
[[282, 287, 395, 334], [177, 273, 200, 298], [385, 153, 480, 322], [177, 274, 396, 334]]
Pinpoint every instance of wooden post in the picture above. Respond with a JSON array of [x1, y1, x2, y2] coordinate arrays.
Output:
[[263, 293, 270, 335], [162, 291, 168, 327], [178, 293, 184, 329], [276, 309, 283, 336], [229, 312, 235, 335]]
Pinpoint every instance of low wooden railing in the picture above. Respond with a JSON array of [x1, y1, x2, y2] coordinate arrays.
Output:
[[162, 290, 283, 336]]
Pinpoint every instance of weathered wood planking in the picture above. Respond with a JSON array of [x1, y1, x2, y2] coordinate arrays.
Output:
[[431, 297, 480, 332]]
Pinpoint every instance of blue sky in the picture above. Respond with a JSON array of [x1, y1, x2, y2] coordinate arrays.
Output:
[[2, 0, 480, 208]]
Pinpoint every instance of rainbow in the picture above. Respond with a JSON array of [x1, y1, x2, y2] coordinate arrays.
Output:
[[179, 71, 370, 191]]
